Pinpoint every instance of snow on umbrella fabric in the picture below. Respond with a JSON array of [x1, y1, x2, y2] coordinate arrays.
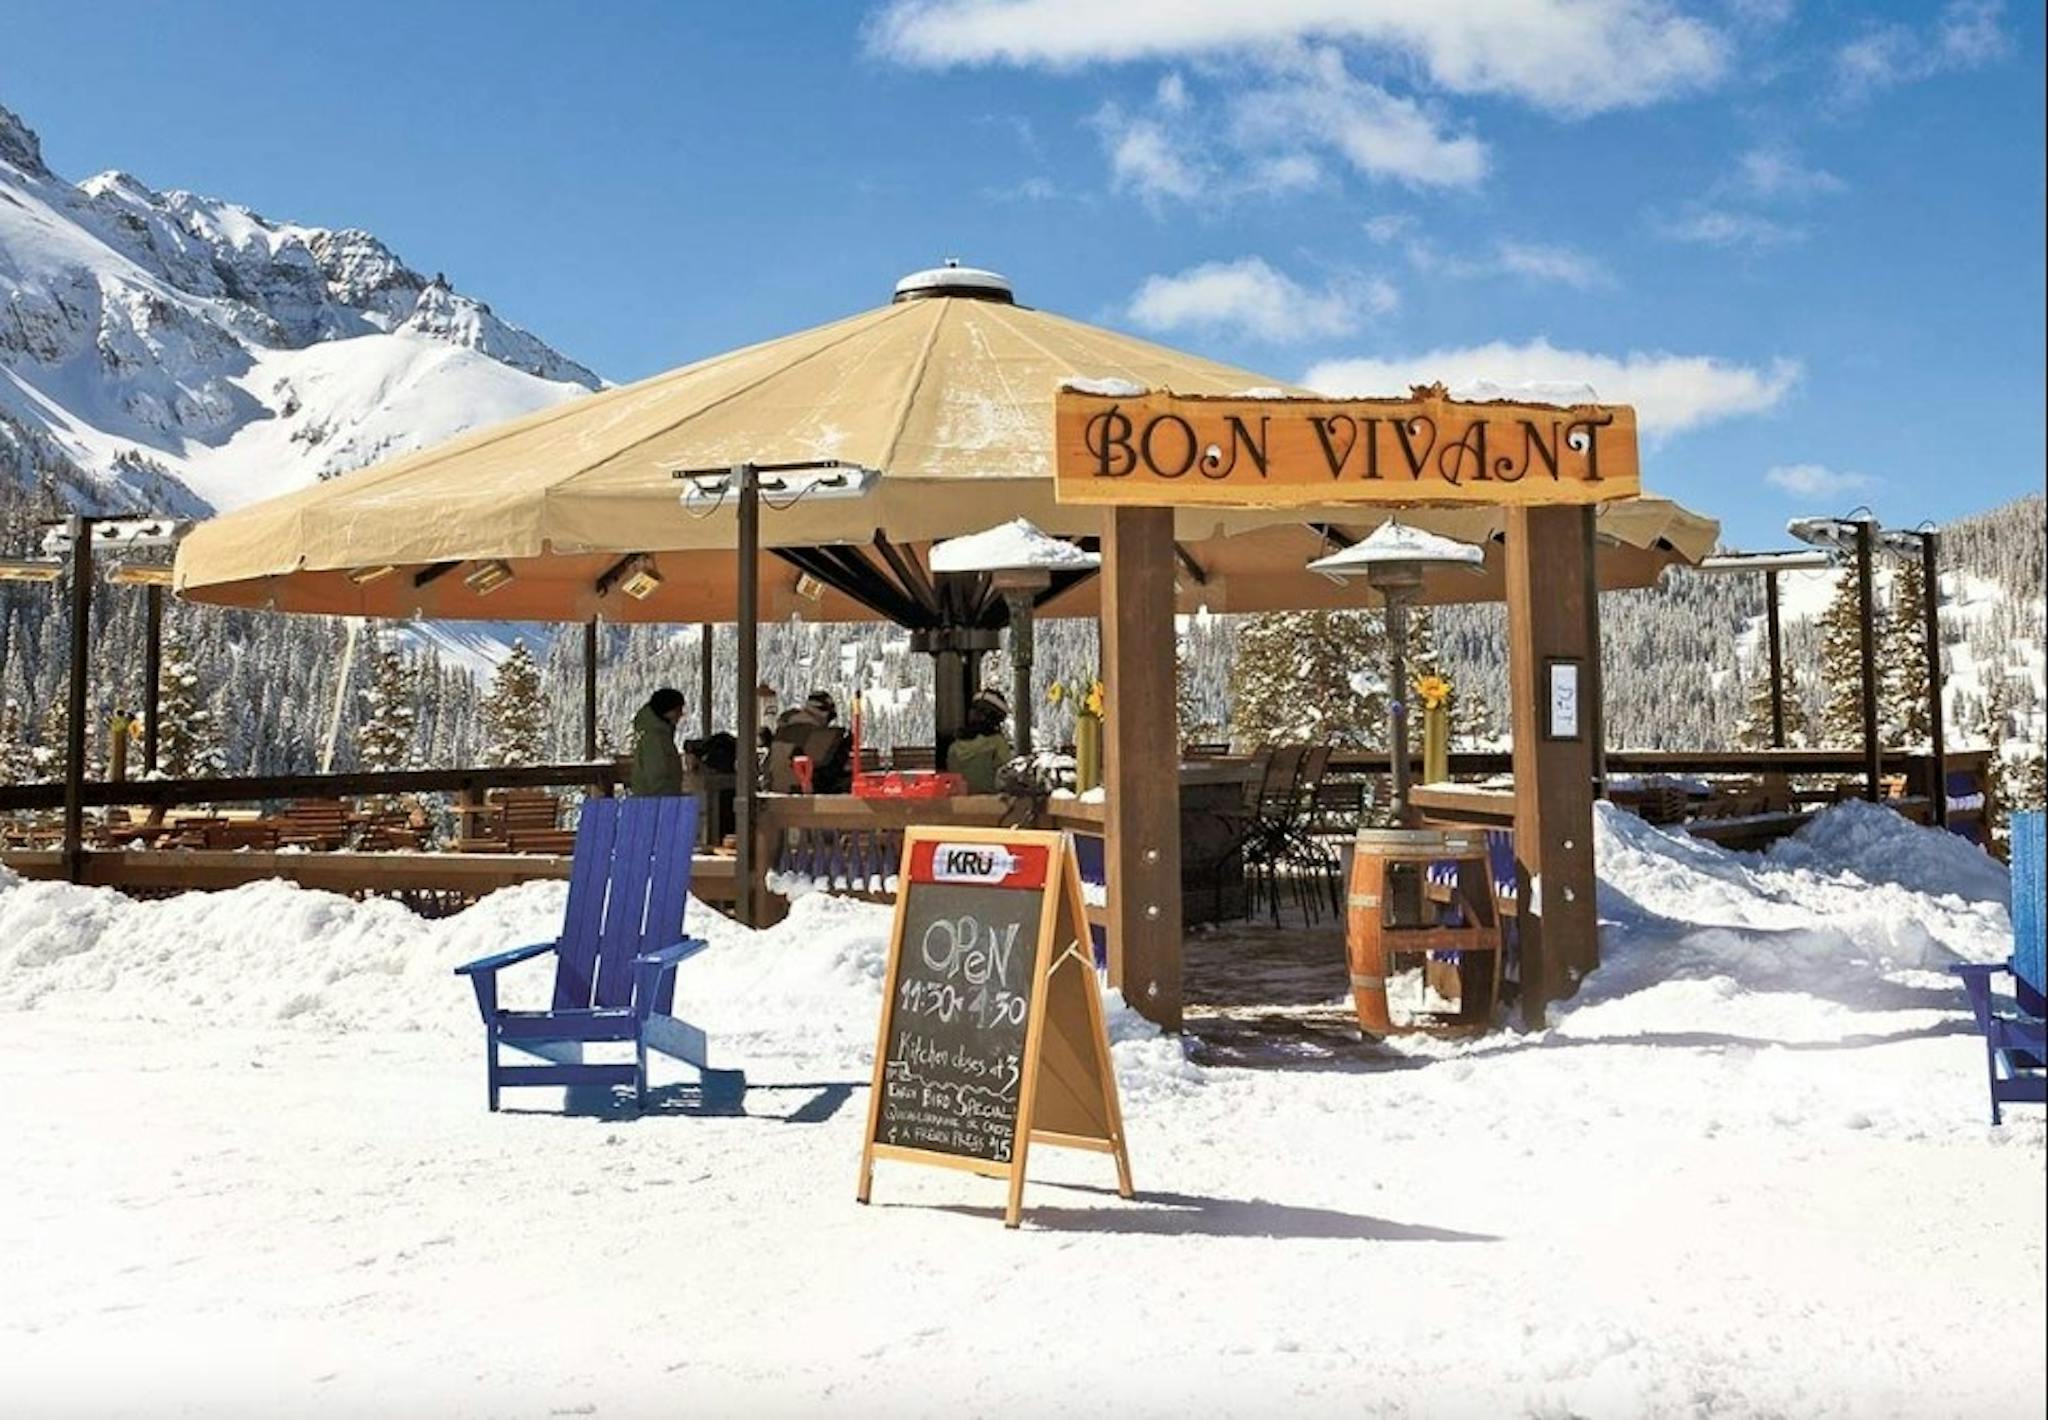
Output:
[[173, 267, 1718, 624]]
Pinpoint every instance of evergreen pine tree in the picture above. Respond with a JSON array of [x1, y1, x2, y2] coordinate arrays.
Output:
[[1228, 610, 1383, 746], [1880, 557, 1931, 748], [30, 695, 82, 779], [151, 632, 225, 778], [1816, 573, 1877, 748], [356, 639, 419, 773], [480, 639, 546, 767], [0, 696, 36, 783]]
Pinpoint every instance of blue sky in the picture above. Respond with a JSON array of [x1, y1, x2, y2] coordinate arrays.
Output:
[[4, 0, 2041, 546]]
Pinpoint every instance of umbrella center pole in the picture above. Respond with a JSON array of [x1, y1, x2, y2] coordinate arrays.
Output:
[[913, 625, 998, 766], [1002, 588, 1036, 754]]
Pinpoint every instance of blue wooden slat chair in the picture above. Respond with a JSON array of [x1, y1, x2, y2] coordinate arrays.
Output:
[[1951, 810, 2045, 1125], [454, 796, 740, 1111]]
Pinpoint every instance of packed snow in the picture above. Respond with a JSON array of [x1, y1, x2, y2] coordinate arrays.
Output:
[[928, 517, 1101, 573], [1, 802, 2040, 1416]]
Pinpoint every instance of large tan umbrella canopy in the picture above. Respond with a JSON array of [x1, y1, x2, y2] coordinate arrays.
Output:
[[174, 264, 1717, 622]]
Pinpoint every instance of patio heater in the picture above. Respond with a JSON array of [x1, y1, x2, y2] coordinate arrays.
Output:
[[1877, 522, 1947, 827], [1788, 511, 1881, 802], [1308, 522, 1485, 823], [930, 519, 1100, 754]]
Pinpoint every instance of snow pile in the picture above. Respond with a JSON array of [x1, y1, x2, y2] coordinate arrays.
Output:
[[1556, 801, 2011, 1046], [0, 867, 1210, 1101], [1765, 797, 2011, 903], [929, 518, 1099, 573], [1059, 376, 1147, 397]]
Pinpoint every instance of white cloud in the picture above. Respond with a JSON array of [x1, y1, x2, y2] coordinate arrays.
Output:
[[869, 0, 1729, 116], [1304, 337, 1800, 438], [1764, 463, 1877, 497], [1654, 206, 1805, 248], [1093, 105, 1207, 201], [1362, 213, 1414, 245], [1834, 0, 2009, 103], [1385, 231, 1613, 289], [1155, 71, 1190, 113], [1229, 46, 1487, 188], [1735, 146, 1844, 199], [1247, 152, 1323, 193], [1128, 257, 1393, 344], [1493, 240, 1612, 290]]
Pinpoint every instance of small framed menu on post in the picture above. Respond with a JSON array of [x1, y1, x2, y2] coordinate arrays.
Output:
[[1545, 658, 1582, 741]]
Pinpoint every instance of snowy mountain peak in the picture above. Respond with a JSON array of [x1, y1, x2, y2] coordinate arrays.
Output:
[[1, 103, 600, 514]]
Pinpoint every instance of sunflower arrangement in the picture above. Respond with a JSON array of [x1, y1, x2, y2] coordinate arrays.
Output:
[[1414, 673, 1452, 711], [1047, 675, 1107, 719]]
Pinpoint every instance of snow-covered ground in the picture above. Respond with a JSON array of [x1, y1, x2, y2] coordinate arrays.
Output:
[[2, 803, 2041, 1417]]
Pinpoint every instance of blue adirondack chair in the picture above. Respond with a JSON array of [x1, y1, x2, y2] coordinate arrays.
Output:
[[1951, 810, 2045, 1125], [454, 795, 739, 1111]]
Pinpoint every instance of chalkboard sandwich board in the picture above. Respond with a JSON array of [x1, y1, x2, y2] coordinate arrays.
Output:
[[857, 826, 1133, 1228]]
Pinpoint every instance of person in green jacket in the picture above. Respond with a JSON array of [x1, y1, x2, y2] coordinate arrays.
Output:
[[628, 687, 687, 796], [946, 687, 1012, 794]]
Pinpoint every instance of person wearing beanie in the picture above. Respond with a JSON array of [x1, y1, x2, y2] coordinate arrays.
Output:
[[769, 687, 852, 794], [628, 687, 687, 796], [946, 686, 1013, 794]]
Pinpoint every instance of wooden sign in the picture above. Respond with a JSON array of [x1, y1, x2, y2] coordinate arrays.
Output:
[[857, 826, 1133, 1228], [1054, 384, 1639, 508]]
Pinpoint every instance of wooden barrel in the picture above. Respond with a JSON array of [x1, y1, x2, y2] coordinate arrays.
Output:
[[1346, 827, 1491, 1037]]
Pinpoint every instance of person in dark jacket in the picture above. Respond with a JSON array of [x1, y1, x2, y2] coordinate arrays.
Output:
[[946, 687, 1013, 793], [628, 687, 687, 796], [768, 690, 852, 794]]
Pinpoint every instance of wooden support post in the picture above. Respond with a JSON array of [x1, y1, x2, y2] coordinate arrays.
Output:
[[1101, 506, 1182, 1031], [1581, 508, 1607, 795], [1765, 570, 1786, 749], [699, 622, 715, 740], [1855, 520, 1880, 802], [1504, 505, 1599, 1028], [62, 515, 91, 883], [1921, 531, 1947, 827], [582, 618, 599, 763], [143, 581, 163, 776], [733, 464, 762, 927]]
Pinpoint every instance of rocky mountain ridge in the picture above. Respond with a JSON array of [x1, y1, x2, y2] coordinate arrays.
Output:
[[0, 101, 596, 515]]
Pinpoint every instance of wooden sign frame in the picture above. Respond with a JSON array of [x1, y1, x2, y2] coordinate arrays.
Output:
[[857, 826, 1134, 1229], [1054, 385, 1640, 508]]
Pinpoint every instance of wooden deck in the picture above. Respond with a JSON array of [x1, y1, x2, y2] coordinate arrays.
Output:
[[0, 847, 739, 906]]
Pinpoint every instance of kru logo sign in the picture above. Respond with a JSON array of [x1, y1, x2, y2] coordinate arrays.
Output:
[[931, 844, 1023, 885], [1054, 384, 1640, 508]]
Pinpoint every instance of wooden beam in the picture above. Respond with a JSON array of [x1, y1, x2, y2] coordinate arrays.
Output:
[[1504, 505, 1599, 1028], [1101, 505, 1183, 1030], [1921, 532, 1947, 827], [143, 581, 163, 775], [734, 463, 762, 927], [1172, 542, 1208, 586], [63, 515, 91, 883], [1581, 508, 1607, 793], [699, 623, 715, 741], [1855, 520, 1880, 802], [1766, 570, 1786, 748], [582, 619, 599, 761]]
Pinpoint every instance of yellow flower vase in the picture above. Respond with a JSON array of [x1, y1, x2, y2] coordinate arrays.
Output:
[[1075, 714, 1102, 793], [1422, 701, 1450, 786]]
